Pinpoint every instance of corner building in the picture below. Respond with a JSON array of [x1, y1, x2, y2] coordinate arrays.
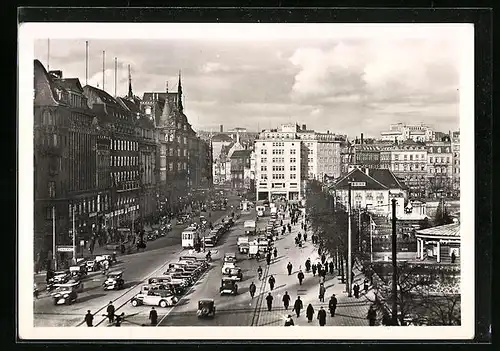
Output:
[[254, 123, 304, 202]]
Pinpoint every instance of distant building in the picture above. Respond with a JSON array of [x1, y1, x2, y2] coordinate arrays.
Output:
[[380, 122, 434, 142], [450, 131, 460, 197], [426, 140, 453, 197], [230, 149, 252, 189], [379, 140, 427, 199]]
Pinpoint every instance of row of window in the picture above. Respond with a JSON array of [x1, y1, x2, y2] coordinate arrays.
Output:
[[111, 156, 139, 167], [272, 165, 285, 172], [112, 171, 139, 184], [272, 149, 285, 155], [429, 157, 451, 163], [167, 162, 187, 171], [111, 139, 138, 151], [428, 147, 451, 153], [165, 134, 188, 145]]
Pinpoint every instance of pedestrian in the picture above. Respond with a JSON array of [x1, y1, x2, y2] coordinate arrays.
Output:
[[367, 305, 377, 326], [273, 247, 278, 259], [353, 283, 360, 299], [249, 281, 256, 298], [317, 262, 322, 273], [257, 266, 263, 280], [287, 262, 293, 275], [280, 219, 283, 227], [305, 258, 311, 272], [322, 267, 327, 279], [301, 222, 304, 230], [451, 251, 456, 264], [268, 275, 276, 291], [114, 312, 125, 327], [312, 263, 317, 276], [319, 274, 325, 285], [328, 295, 338, 317], [282, 227, 286, 236], [363, 278, 369, 294], [319, 283, 326, 302], [288, 224, 291, 233], [266, 293, 274, 311], [317, 306, 327, 326], [149, 307, 158, 325], [284, 315, 294, 326], [329, 261, 334, 275], [266, 254, 271, 266], [293, 296, 303, 318], [303, 232, 307, 242], [351, 271, 355, 283], [321, 254, 326, 265], [282, 291, 291, 310], [84, 310, 93, 327], [306, 304, 314, 323], [106, 301, 115, 323], [297, 270, 304, 285], [297, 232, 302, 241]]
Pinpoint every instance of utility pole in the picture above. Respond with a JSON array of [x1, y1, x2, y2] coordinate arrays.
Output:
[[346, 181, 352, 297], [358, 209, 362, 252], [370, 214, 374, 263], [52, 206, 57, 270], [72, 205, 76, 265], [391, 198, 398, 325]]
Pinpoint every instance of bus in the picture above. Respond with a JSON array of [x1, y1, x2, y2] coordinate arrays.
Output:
[[181, 226, 199, 249]]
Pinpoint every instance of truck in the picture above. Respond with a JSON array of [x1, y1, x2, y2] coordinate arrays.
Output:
[[237, 236, 253, 254], [244, 220, 256, 234]]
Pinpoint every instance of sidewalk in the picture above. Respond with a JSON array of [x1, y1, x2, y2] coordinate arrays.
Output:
[[254, 215, 377, 327]]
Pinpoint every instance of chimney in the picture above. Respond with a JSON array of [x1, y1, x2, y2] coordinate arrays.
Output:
[[302, 124, 306, 131], [327, 130, 330, 134], [49, 70, 63, 79], [361, 133, 364, 145], [220, 124, 224, 133]]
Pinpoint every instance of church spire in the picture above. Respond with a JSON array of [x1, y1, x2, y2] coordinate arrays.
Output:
[[178, 70, 183, 112], [127, 64, 133, 99]]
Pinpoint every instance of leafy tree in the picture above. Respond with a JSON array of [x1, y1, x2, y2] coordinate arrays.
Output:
[[433, 200, 454, 226]]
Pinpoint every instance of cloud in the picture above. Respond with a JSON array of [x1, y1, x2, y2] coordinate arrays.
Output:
[[34, 33, 462, 137]]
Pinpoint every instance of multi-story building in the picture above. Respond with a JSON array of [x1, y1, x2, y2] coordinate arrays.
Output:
[[34, 60, 101, 265], [379, 141, 427, 198], [340, 141, 354, 175], [380, 122, 434, 142], [450, 131, 460, 197], [189, 136, 212, 189], [255, 123, 304, 201], [83, 85, 140, 232], [426, 141, 453, 197], [315, 132, 342, 180], [330, 168, 409, 217], [230, 149, 252, 189]]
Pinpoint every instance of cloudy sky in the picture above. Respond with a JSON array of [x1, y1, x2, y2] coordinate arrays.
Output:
[[33, 27, 463, 137]]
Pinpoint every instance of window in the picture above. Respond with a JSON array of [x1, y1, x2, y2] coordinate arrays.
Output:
[[290, 158, 296, 163], [429, 157, 433, 163], [409, 154, 413, 161], [261, 149, 267, 155], [261, 174, 268, 180], [169, 162, 173, 171], [404, 154, 407, 160], [290, 173, 296, 179], [177, 149, 181, 157], [184, 137, 187, 144], [48, 181, 56, 198], [261, 158, 267, 163], [261, 165, 267, 171], [290, 165, 296, 171]]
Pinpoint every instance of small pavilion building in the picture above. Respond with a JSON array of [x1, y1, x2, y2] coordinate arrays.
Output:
[[415, 222, 460, 264]]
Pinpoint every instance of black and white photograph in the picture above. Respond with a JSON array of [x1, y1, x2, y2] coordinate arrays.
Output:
[[18, 21, 475, 340]]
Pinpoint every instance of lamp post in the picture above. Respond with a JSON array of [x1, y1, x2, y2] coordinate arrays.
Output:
[[52, 206, 57, 270], [346, 181, 353, 297], [391, 198, 398, 325], [72, 205, 76, 265]]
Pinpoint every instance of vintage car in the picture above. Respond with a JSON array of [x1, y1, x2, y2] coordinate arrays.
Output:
[[168, 263, 201, 277], [202, 235, 216, 248], [162, 272, 193, 287], [103, 271, 125, 290], [146, 232, 157, 241], [69, 264, 87, 279], [50, 270, 71, 285], [130, 290, 178, 308], [222, 262, 237, 275], [223, 267, 243, 281], [219, 278, 238, 295], [51, 283, 78, 305], [197, 299, 216, 318], [223, 252, 237, 263], [55, 278, 84, 293], [179, 256, 209, 269]]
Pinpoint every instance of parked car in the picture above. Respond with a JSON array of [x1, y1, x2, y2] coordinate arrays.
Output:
[[103, 271, 125, 290], [197, 299, 216, 318], [219, 278, 238, 295], [130, 290, 178, 308], [51, 282, 78, 305]]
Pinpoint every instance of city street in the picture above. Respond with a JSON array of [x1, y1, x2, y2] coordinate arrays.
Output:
[[33, 195, 240, 328]]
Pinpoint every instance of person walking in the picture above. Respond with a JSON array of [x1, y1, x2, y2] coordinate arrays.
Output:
[[268, 275, 276, 291], [293, 296, 303, 318], [84, 310, 93, 327], [106, 301, 115, 323], [249, 282, 256, 299], [280, 219, 283, 227], [321, 254, 326, 265], [316, 262, 322, 273], [149, 307, 158, 325], [312, 263, 317, 276], [367, 305, 377, 326], [266, 293, 274, 311], [284, 315, 294, 326], [328, 295, 338, 317], [305, 258, 311, 272], [266, 253, 271, 266], [257, 266, 263, 280], [301, 222, 304, 230], [288, 224, 291, 234], [317, 306, 327, 326], [273, 247, 278, 259], [306, 303, 315, 323], [282, 291, 291, 310], [303, 232, 307, 242], [329, 261, 334, 275], [297, 232, 302, 241], [297, 270, 305, 285], [286, 262, 293, 275], [353, 283, 360, 299], [319, 283, 326, 302]]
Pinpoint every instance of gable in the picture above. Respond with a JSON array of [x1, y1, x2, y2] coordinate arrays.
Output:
[[333, 169, 388, 191]]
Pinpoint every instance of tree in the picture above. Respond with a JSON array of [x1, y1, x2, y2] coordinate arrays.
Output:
[[366, 262, 461, 326], [433, 200, 454, 226]]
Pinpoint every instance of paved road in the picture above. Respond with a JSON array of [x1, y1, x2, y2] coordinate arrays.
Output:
[[33, 196, 241, 328], [112, 209, 262, 327]]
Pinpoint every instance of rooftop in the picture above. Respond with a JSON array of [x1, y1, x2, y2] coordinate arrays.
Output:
[[415, 222, 460, 238]]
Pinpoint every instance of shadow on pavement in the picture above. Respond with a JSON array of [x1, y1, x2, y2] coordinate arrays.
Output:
[[77, 293, 107, 304]]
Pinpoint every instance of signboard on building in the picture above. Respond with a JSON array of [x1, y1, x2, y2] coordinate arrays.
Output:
[[351, 182, 366, 187], [57, 246, 74, 253]]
